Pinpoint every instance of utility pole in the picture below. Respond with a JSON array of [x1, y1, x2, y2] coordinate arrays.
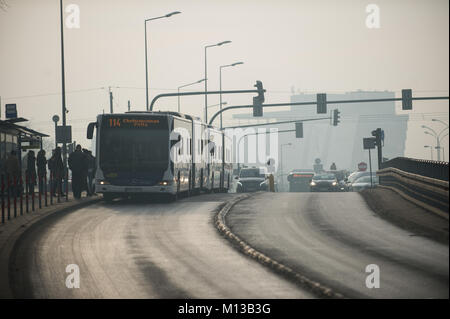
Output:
[[128, 100, 131, 112], [109, 87, 114, 114]]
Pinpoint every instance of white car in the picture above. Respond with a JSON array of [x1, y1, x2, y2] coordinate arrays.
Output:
[[350, 175, 379, 192]]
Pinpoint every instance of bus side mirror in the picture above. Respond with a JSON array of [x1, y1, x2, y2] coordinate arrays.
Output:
[[87, 122, 97, 139]]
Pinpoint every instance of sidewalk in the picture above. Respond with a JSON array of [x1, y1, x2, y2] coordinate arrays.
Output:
[[0, 193, 101, 298]]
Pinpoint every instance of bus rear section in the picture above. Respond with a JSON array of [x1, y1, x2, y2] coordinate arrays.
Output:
[[287, 170, 314, 192]]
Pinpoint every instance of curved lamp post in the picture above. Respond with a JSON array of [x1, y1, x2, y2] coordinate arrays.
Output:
[[177, 78, 205, 113], [204, 40, 231, 122], [219, 62, 243, 129], [145, 11, 181, 111]]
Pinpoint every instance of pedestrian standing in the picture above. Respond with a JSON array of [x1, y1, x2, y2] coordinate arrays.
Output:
[[69, 145, 88, 199], [52, 147, 64, 196], [37, 150, 47, 194], [83, 149, 95, 196], [5, 150, 20, 197], [26, 150, 37, 195]]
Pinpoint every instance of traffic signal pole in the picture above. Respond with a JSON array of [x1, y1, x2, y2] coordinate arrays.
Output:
[[208, 95, 449, 126]]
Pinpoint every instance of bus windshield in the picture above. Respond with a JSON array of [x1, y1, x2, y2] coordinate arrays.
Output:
[[100, 128, 169, 172]]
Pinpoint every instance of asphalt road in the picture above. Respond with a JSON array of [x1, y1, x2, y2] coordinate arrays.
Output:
[[9, 193, 312, 299], [227, 192, 449, 298]]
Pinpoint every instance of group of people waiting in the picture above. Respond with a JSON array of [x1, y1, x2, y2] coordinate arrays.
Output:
[[2, 145, 96, 199]]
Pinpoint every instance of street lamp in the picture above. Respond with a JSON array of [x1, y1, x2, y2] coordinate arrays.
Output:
[[432, 118, 449, 129], [177, 78, 205, 113], [422, 124, 448, 161], [219, 61, 243, 129], [145, 11, 181, 111], [280, 143, 292, 192], [424, 145, 433, 160], [204, 40, 232, 123]]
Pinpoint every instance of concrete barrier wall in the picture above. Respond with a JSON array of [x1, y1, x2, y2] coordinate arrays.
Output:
[[377, 162, 449, 219]]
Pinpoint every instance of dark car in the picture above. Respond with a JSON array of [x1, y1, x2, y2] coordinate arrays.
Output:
[[310, 173, 339, 192], [287, 169, 314, 192], [236, 167, 267, 193]]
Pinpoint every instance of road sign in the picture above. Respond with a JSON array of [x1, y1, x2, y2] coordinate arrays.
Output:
[[358, 162, 368, 171], [363, 137, 376, 150], [5, 103, 17, 119], [56, 125, 72, 144]]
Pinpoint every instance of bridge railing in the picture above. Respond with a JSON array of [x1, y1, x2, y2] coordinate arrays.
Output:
[[377, 157, 449, 219]]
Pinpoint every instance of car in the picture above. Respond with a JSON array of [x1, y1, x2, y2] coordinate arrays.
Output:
[[287, 169, 315, 192], [310, 173, 339, 192], [235, 167, 268, 193], [350, 175, 379, 192], [344, 171, 373, 191]]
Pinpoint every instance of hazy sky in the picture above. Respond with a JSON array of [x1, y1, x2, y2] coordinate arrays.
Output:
[[0, 0, 448, 160]]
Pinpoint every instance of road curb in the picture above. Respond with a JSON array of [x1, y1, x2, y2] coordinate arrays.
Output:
[[0, 196, 102, 298], [214, 192, 346, 299]]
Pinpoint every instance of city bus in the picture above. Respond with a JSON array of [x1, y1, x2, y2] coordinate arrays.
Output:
[[87, 111, 232, 202]]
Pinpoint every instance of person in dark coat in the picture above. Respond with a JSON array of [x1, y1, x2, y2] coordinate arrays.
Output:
[[69, 145, 88, 199], [5, 150, 20, 197], [83, 149, 96, 196], [26, 150, 37, 194], [50, 147, 64, 196], [36, 150, 47, 193]]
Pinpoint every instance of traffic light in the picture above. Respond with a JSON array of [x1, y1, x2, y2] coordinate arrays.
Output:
[[253, 81, 265, 117], [317, 93, 327, 114], [333, 109, 341, 126], [295, 122, 303, 138], [402, 89, 412, 110], [371, 128, 383, 168], [371, 128, 382, 146]]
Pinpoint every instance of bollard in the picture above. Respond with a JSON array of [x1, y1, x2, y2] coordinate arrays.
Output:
[[44, 174, 48, 207], [38, 175, 42, 209], [66, 170, 69, 202], [32, 174, 35, 212], [50, 172, 53, 205], [57, 173, 61, 203], [25, 174, 29, 213], [1, 175, 4, 224], [13, 176, 17, 218], [7, 175, 11, 220], [20, 175, 23, 216]]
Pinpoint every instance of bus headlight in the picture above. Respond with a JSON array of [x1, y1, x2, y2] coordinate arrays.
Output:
[[332, 181, 337, 186], [99, 180, 110, 185], [310, 181, 316, 186], [159, 180, 173, 186]]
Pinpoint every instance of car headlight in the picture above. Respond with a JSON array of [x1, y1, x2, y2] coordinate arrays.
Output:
[[310, 181, 316, 186], [332, 181, 337, 186], [99, 180, 110, 185], [159, 180, 173, 186]]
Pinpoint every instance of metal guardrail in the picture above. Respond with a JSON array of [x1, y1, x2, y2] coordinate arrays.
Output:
[[1, 172, 69, 225], [379, 157, 448, 181], [377, 157, 449, 218]]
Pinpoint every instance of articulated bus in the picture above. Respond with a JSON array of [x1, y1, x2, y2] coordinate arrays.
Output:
[[87, 111, 233, 202]]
